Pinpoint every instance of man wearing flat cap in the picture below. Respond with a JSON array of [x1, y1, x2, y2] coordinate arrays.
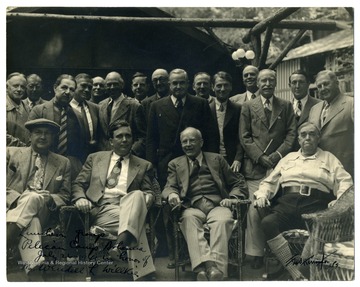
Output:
[[6, 118, 71, 280]]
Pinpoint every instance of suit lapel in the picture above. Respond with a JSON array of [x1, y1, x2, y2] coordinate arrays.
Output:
[[269, 97, 284, 129], [111, 98, 129, 124], [160, 96, 179, 120], [204, 153, 222, 190], [43, 152, 57, 190], [209, 101, 219, 130], [323, 96, 345, 127], [224, 101, 235, 127], [19, 147, 32, 190], [252, 97, 268, 127], [177, 157, 189, 193], [298, 99, 311, 125], [97, 152, 112, 186], [100, 100, 109, 127], [127, 155, 140, 190]]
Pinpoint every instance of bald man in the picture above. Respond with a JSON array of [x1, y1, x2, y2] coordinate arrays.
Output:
[[98, 71, 146, 158], [90, 76, 107, 104], [142, 68, 170, 122], [230, 65, 259, 105]]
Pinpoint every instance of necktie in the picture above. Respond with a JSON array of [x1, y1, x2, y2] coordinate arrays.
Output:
[[107, 100, 113, 123], [219, 103, 224, 112], [32, 153, 45, 190], [264, 99, 272, 125], [80, 102, 93, 141], [295, 100, 302, 120], [176, 98, 183, 114], [57, 107, 68, 155], [106, 157, 124, 188], [190, 159, 200, 177], [321, 102, 329, 127], [251, 94, 256, 100]]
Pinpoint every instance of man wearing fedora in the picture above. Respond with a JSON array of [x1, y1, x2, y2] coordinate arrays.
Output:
[[6, 118, 71, 280]]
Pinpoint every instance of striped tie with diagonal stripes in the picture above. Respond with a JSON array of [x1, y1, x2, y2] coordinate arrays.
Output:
[[57, 107, 67, 155]]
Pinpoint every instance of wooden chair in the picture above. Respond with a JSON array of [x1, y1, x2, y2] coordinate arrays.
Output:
[[171, 198, 251, 280], [302, 186, 354, 280]]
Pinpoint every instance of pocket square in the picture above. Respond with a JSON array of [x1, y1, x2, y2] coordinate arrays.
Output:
[[55, 175, 63, 181]]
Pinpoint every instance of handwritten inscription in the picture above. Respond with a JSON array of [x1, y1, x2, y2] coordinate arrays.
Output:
[[15, 228, 150, 278], [286, 252, 339, 269]]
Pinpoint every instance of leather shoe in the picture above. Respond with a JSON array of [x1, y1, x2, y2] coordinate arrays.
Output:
[[206, 266, 223, 281], [251, 256, 264, 269], [196, 270, 208, 281], [167, 260, 175, 269]]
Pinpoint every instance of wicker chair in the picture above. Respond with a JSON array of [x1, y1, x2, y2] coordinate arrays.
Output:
[[302, 186, 354, 281], [171, 198, 251, 280]]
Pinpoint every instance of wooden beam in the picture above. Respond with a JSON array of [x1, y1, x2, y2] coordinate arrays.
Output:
[[269, 29, 307, 70], [242, 8, 300, 43], [6, 12, 346, 30], [251, 35, 262, 68], [258, 26, 273, 69]]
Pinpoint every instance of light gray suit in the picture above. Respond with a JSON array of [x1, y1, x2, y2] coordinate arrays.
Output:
[[72, 151, 155, 280], [308, 94, 354, 177], [6, 146, 71, 272]]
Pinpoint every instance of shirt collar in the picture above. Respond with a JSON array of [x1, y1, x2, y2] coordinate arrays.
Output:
[[293, 95, 308, 106], [297, 147, 320, 160], [187, 152, 203, 165], [111, 151, 130, 161], [170, 95, 186, 106], [246, 90, 259, 100], [109, 93, 125, 106], [261, 95, 273, 105], [215, 98, 228, 110]]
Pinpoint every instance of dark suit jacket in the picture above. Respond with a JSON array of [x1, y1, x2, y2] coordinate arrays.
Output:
[[293, 96, 322, 150], [146, 95, 219, 187], [308, 94, 354, 177], [209, 100, 243, 164], [6, 147, 71, 209], [162, 152, 248, 205], [141, 93, 162, 124], [240, 95, 297, 179], [72, 152, 154, 204], [28, 98, 89, 163], [98, 96, 146, 157]]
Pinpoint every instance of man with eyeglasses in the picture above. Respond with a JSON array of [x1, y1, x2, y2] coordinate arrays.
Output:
[[253, 122, 353, 280], [142, 68, 170, 122], [98, 71, 146, 158], [23, 74, 48, 112]]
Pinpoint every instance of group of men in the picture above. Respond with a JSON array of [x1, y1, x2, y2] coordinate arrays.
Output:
[[6, 65, 354, 281]]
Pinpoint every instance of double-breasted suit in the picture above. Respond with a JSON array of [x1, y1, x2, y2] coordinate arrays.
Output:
[[308, 94, 354, 177], [72, 151, 155, 280], [98, 96, 146, 157], [146, 95, 219, 187], [240, 95, 297, 257], [162, 152, 248, 276], [209, 100, 243, 165], [6, 146, 71, 271]]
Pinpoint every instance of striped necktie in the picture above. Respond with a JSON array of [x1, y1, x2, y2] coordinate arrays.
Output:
[[57, 107, 68, 155]]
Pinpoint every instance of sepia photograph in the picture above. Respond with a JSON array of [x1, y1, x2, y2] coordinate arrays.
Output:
[[4, 2, 355, 283]]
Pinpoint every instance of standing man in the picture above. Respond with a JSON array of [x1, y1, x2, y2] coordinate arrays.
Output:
[[98, 71, 146, 158], [163, 127, 248, 280], [6, 72, 30, 146], [23, 74, 48, 113], [240, 69, 297, 269], [146, 68, 218, 267], [7, 119, 71, 279], [90, 76, 107, 104], [230, 65, 259, 105], [70, 73, 100, 158], [308, 70, 354, 177], [72, 121, 156, 281], [142, 68, 170, 122], [28, 74, 84, 179], [289, 70, 321, 150], [131, 72, 149, 103], [192, 72, 215, 103], [210, 71, 242, 172]]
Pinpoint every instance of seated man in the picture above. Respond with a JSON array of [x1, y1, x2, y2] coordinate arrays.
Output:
[[72, 120, 156, 280], [254, 122, 353, 280], [6, 119, 71, 279], [163, 127, 248, 281]]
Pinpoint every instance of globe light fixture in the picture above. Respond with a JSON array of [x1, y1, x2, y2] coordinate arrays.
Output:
[[232, 48, 256, 67]]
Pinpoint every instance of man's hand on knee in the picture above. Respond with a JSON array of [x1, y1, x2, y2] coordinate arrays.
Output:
[[168, 193, 181, 208], [75, 198, 93, 213], [253, 197, 270, 208]]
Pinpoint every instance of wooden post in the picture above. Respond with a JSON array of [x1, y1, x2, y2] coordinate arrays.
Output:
[[251, 34, 262, 68], [242, 8, 300, 43], [269, 29, 307, 70], [258, 26, 273, 69]]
